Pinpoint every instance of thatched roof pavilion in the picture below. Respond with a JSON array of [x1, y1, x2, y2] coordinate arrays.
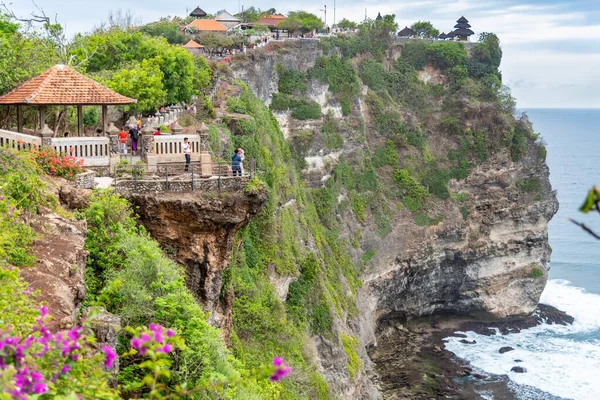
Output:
[[0, 64, 136, 135], [438, 32, 448, 40], [398, 26, 416, 37], [189, 6, 207, 19]]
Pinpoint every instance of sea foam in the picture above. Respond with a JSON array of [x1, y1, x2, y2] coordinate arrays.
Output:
[[444, 280, 600, 400]]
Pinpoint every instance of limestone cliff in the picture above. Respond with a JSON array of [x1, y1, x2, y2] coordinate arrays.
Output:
[[223, 38, 558, 398], [127, 189, 267, 338]]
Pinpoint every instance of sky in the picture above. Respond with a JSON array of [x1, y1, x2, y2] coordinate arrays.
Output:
[[4, 0, 600, 108]]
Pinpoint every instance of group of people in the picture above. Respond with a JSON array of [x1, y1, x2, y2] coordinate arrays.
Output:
[[118, 120, 142, 156], [182, 137, 245, 177]]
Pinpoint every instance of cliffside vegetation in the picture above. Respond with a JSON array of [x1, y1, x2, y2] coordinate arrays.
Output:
[[0, 9, 551, 399]]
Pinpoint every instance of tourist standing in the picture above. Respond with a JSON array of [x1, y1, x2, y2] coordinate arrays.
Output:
[[118, 127, 128, 154], [231, 148, 243, 177], [183, 137, 191, 173], [129, 126, 139, 156]]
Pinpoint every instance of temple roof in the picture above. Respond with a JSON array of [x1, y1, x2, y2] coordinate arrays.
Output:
[[456, 16, 469, 24], [398, 26, 416, 37], [190, 6, 207, 17], [448, 28, 475, 37], [376, 12, 383, 21], [438, 32, 448, 39], [0, 64, 136, 106]]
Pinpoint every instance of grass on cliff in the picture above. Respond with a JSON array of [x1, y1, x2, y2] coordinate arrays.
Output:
[[225, 82, 363, 398], [82, 189, 279, 398]]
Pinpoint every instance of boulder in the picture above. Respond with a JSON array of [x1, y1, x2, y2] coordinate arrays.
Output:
[[511, 366, 527, 373], [499, 346, 515, 354]]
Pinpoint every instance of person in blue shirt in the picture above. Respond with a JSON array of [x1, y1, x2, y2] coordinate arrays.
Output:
[[232, 148, 244, 177]]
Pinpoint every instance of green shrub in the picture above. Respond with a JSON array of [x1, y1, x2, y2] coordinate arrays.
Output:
[[460, 205, 469, 220], [226, 96, 248, 114], [321, 114, 344, 150], [270, 93, 295, 111], [341, 333, 362, 381], [310, 55, 359, 115], [393, 169, 429, 211], [429, 42, 467, 70], [359, 59, 387, 91], [277, 64, 307, 95], [401, 40, 433, 70], [292, 101, 322, 120], [517, 178, 542, 193], [528, 265, 544, 278]]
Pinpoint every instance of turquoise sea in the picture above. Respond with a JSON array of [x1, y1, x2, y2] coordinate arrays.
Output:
[[445, 109, 600, 400]]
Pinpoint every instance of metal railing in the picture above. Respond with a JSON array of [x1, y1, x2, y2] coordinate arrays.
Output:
[[113, 159, 257, 194]]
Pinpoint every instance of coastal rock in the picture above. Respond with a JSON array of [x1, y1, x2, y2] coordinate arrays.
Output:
[[511, 366, 527, 373], [499, 346, 515, 354], [460, 339, 477, 345]]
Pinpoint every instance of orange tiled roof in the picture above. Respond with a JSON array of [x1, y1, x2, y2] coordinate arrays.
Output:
[[183, 39, 204, 48], [253, 16, 287, 28], [186, 19, 227, 32], [0, 64, 137, 105]]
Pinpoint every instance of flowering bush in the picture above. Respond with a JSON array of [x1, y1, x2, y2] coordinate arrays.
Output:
[[32, 147, 84, 180], [0, 306, 117, 399]]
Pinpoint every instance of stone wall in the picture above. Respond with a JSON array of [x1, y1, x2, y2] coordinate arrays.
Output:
[[74, 171, 97, 189], [114, 176, 249, 195]]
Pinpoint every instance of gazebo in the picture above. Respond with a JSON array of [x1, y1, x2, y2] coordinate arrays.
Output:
[[189, 6, 207, 19], [398, 26, 416, 38], [0, 64, 136, 136], [448, 16, 474, 41]]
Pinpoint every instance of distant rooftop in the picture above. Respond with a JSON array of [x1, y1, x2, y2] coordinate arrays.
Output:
[[183, 39, 204, 48], [186, 19, 227, 31], [190, 6, 207, 18]]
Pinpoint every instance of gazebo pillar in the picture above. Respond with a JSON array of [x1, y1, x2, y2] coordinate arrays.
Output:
[[39, 106, 46, 131], [77, 105, 83, 136], [102, 105, 108, 135], [16, 105, 23, 133]]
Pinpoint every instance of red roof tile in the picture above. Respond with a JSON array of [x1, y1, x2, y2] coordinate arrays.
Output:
[[251, 16, 287, 28], [0, 64, 136, 105], [183, 39, 204, 48], [186, 19, 227, 32]]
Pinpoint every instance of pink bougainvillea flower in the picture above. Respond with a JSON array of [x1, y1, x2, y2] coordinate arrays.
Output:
[[101, 345, 116, 369]]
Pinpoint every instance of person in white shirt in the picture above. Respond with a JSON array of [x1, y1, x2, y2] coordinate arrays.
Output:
[[183, 137, 191, 173]]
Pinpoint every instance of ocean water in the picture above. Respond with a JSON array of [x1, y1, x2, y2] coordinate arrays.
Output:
[[444, 109, 600, 400]]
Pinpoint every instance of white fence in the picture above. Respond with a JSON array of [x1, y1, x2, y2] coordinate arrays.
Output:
[[150, 134, 202, 163], [0, 129, 42, 149], [51, 137, 110, 167]]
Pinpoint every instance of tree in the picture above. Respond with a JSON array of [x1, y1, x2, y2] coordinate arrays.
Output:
[[139, 20, 185, 44], [411, 21, 440, 39], [104, 57, 167, 114], [277, 18, 302, 36], [195, 32, 235, 57], [337, 18, 357, 30], [0, 12, 18, 34], [287, 11, 323, 34], [235, 6, 277, 23]]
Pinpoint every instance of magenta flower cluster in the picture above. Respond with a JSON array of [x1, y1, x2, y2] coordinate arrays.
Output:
[[0, 306, 90, 399], [270, 356, 292, 382], [129, 323, 176, 356]]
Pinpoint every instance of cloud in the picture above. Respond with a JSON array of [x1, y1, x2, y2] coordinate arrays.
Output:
[[5, 0, 599, 108]]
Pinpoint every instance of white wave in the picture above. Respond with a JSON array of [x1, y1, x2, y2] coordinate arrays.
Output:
[[541, 280, 600, 331], [444, 280, 600, 400]]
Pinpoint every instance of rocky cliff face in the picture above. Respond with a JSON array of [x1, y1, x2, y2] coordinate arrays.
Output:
[[127, 190, 267, 339], [226, 40, 558, 398]]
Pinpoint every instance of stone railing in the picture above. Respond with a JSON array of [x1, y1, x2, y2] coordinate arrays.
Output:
[[145, 134, 210, 171], [51, 137, 110, 167], [115, 176, 249, 195], [0, 129, 42, 149]]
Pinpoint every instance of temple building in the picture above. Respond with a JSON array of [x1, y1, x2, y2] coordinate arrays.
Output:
[[376, 13, 383, 21], [447, 16, 474, 41], [189, 6, 207, 19], [397, 26, 416, 38], [438, 32, 448, 40]]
